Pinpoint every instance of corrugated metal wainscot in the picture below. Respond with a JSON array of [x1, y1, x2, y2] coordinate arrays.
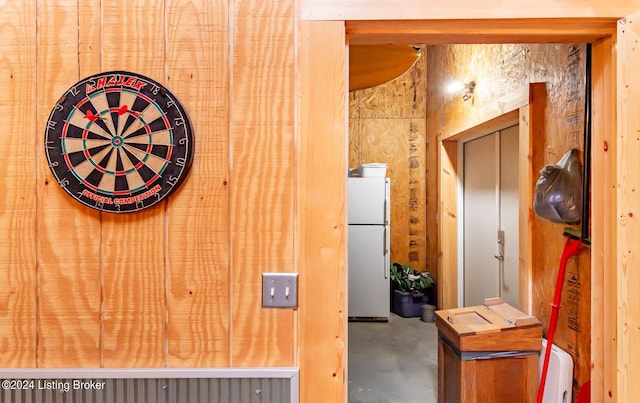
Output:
[[0, 368, 299, 403]]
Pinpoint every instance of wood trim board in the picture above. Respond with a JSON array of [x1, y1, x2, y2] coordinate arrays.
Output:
[[301, 0, 640, 20], [438, 92, 533, 315], [346, 19, 617, 45]]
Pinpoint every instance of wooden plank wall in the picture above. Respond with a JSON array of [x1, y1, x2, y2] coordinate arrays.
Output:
[[0, 0, 37, 368], [164, 0, 230, 368], [0, 1, 346, 399], [298, 20, 347, 400], [101, 0, 167, 369], [438, 140, 458, 309], [36, 0, 103, 368], [616, 14, 640, 401], [229, 0, 295, 368], [348, 49, 430, 274], [591, 36, 616, 402], [427, 43, 592, 398]]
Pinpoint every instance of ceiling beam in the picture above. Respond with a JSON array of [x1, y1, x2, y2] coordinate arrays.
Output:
[[347, 19, 618, 44]]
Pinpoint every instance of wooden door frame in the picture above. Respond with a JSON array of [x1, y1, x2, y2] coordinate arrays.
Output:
[[448, 108, 527, 310], [337, 19, 615, 401]]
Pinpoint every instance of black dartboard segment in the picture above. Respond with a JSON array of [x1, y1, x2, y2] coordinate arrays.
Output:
[[44, 71, 194, 213]]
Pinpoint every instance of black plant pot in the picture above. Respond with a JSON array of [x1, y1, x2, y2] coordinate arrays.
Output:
[[392, 290, 428, 318]]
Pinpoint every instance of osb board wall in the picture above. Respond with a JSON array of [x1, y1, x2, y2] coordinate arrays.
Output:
[[349, 47, 432, 275], [1, 2, 346, 399], [427, 43, 591, 398]]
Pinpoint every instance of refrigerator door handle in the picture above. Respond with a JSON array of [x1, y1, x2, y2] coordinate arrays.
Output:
[[384, 198, 390, 225], [383, 225, 390, 278]]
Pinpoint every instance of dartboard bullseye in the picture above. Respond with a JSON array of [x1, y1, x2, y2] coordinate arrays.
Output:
[[44, 71, 194, 213]]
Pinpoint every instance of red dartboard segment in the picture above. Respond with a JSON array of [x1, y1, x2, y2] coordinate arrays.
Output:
[[44, 71, 194, 213]]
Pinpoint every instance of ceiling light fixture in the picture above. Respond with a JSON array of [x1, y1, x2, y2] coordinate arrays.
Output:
[[462, 81, 475, 101]]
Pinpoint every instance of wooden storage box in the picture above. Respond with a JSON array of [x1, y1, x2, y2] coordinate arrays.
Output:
[[435, 298, 542, 403]]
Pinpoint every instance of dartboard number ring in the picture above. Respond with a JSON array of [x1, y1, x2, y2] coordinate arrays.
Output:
[[44, 71, 194, 213]]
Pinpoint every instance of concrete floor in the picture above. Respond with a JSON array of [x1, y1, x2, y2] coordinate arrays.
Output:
[[348, 314, 438, 403]]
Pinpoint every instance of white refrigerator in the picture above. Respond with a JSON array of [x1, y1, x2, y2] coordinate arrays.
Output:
[[348, 177, 390, 321]]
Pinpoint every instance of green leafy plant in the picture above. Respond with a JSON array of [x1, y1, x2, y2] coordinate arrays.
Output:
[[390, 262, 434, 294]]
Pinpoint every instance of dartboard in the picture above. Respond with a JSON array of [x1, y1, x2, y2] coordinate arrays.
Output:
[[44, 71, 194, 213]]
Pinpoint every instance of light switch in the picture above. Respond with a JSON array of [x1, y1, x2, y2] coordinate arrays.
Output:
[[262, 273, 298, 308]]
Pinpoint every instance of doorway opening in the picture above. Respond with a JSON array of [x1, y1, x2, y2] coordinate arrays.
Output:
[[299, 12, 619, 401], [461, 124, 520, 308], [345, 37, 605, 401]]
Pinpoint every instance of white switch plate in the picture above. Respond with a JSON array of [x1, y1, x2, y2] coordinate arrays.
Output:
[[262, 273, 298, 308]]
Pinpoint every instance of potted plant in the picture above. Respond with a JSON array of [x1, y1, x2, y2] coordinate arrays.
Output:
[[390, 262, 434, 318]]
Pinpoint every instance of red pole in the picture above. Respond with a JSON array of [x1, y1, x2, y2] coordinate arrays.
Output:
[[537, 236, 586, 403]]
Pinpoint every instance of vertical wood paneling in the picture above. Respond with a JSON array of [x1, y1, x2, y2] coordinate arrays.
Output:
[[438, 141, 458, 309], [78, 1, 102, 77], [592, 35, 616, 401], [518, 104, 532, 315], [36, 0, 102, 367], [298, 19, 347, 403], [230, 0, 295, 366], [165, 0, 230, 367], [100, 0, 166, 367], [520, 83, 548, 315], [0, 0, 37, 367], [617, 13, 640, 402]]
